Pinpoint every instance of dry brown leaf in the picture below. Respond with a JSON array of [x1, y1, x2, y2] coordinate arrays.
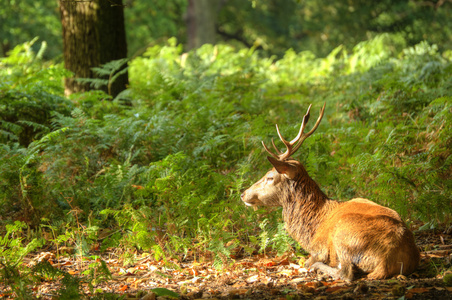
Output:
[[118, 285, 129, 292], [325, 286, 347, 293], [289, 262, 301, 269], [126, 277, 136, 283], [240, 261, 255, 267], [246, 275, 259, 284], [0, 293, 11, 298], [277, 269, 293, 277], [136, 264, 147, 270], [188, 268, 199, 276], [256, 259, 277, 267], [408, 287, 430, 293], [289, 277, 306, 284], [227, 289, 248, 295]]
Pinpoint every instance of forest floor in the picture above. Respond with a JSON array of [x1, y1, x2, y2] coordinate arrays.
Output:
[[1, 227, 451, 300]]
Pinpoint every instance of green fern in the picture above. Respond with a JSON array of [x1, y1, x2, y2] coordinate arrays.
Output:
[[77, 58, 129, 96]]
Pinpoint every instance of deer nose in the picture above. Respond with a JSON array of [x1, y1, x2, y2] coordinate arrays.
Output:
[[240, 193, 245, 200]]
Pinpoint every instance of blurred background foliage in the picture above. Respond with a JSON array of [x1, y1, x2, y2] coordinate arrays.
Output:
[[0, 0, 451, 272], [2, 0, 451, 58]]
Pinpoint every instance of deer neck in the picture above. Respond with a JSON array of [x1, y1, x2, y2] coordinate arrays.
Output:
[[280, 175, 338, 250]]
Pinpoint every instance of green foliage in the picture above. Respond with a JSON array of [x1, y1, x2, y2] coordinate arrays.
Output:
[[258, 220, 298, 256], [0, 221, 44, 298], [0, 36, 451, 282], [151, 287, 180, 298], [82, 258, 112, 291], [3, 1, 452, 60], [77, 58, 129, 98], [0, 39, 73, 146], [0, 221, 112, 298], [353, 98, 452, 220], [0, 0, 61, 58], [125, 0, 187, 56], [0, 221, 45, 267]]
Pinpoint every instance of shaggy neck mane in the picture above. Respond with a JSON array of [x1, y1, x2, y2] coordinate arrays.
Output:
[[280, 168, 338, 250]]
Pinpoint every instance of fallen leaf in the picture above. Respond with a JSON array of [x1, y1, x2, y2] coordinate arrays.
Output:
[[263, 261, 276, 267], [289, 263, 301, 269], [246, 275, 259, 284], [326, 286, 349, 293], [298, 257, 307, 266], [188, 268, 199, 276], [277, 269, 293, 277], [279, 258, 290, 265], [118, 285, 129, 292], [228, 289, 248, 295], [305, 281, 322, 288], [289, 277, 306, 284], [408, 287, 430, 293], [192, 261, 202, 267], [239, 261, 255, 268]]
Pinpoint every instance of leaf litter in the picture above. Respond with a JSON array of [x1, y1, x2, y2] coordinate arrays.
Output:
[[0, 226, 451, 299]]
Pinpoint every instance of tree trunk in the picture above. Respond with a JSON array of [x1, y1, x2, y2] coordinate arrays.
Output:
[[59, 0, 128, 98], [187, 0, 218, 50]]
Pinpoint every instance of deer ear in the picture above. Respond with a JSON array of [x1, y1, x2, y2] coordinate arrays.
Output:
[[267, 156, 298, 179]]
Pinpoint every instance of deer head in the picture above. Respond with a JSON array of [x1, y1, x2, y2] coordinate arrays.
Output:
[[241, 103, 326, 209]]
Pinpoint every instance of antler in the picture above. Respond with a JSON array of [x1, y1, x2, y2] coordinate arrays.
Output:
[[262, 103, 326, 161]]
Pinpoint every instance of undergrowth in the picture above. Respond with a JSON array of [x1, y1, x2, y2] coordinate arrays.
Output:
[[0, 34, 451, 296]]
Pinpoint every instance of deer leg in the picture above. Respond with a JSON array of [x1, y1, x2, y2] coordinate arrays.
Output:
[[338, 262, 355, 282], [366, 263, 388, 280], [304, 250, 329, 268], [310, 262, 340, 280], [310, 262, 354, 282], [304, 257, 315, 268]]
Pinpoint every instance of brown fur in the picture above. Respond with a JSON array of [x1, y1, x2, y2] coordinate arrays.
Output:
[[241, 158, 420, 281]]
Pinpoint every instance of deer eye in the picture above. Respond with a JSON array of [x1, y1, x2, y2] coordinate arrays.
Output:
[[266, 177, 274, 182]]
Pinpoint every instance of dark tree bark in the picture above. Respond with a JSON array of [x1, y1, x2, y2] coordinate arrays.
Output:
[[59, 0, 128, 98], [187, 0, 218, 50]]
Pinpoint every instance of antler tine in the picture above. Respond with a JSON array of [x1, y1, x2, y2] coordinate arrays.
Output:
[[262, 141, 280, 160], [271, 138, 283, 155], [275, 124, 291, 147], [275, 104, 314, 160], [262, 103, 326, 161], [291, 102, 326, 154], [289, 104, 312, 145], [263, 123, 294, 160], [275, 124, 296, 160]]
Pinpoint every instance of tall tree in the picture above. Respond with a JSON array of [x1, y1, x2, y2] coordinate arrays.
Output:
[[59, 0, 128, 98], [187, 0, 218, 49]]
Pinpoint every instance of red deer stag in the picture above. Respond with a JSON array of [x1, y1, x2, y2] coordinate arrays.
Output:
[[241, 104, 420, 281]]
